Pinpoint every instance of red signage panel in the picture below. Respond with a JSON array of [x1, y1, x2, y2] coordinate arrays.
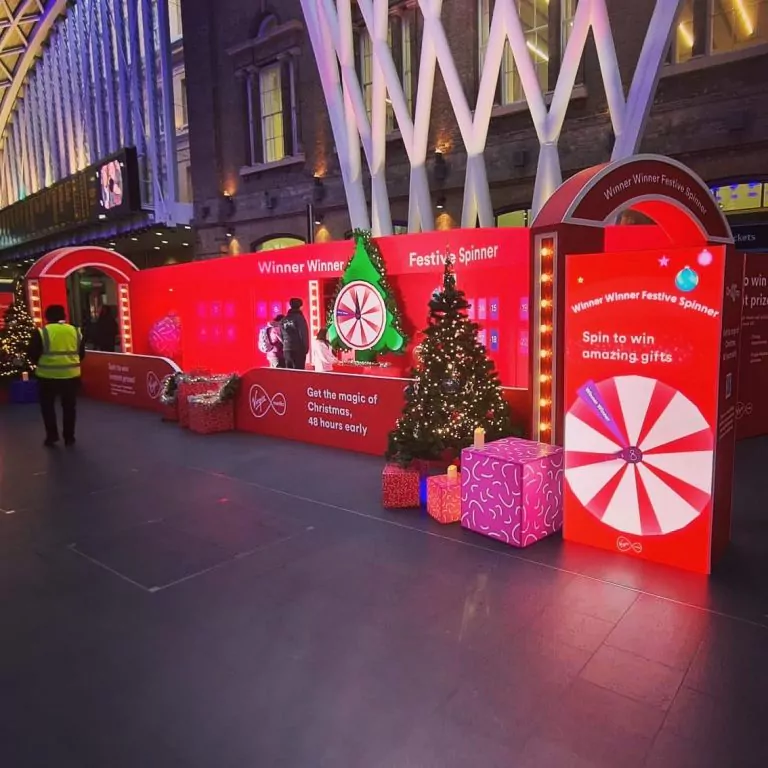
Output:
[[81, 352, 180, 413], [563, 245, 736, 573], [736, 253, 768, 439], [235, 367, 408, 456], [569, 157, 729, 241]]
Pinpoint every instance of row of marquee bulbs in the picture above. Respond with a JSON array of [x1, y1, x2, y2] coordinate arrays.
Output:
[[538, 243, 554, 435]]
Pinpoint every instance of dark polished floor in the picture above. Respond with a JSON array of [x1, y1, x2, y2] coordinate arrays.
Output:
[[1, 401, 767, 768]]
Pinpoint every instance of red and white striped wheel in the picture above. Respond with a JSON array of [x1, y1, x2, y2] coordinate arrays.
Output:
[[334, 281, 386, 351], [565, 375, 714, 537]]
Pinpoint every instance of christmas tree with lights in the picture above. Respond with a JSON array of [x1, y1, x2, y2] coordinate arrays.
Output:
[[386, 255, 516, 465], [0, 278, 36, 380], [327, 229, 407, 362]]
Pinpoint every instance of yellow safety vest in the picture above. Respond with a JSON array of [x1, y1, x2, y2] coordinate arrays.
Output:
[[37, 323, 82, 379]]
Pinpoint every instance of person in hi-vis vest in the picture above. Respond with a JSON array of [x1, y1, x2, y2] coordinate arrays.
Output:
[[27, 305, 86, 447]]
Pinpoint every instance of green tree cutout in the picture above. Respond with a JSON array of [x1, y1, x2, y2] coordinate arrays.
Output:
[[0, 277, 36, 380], [327, 229, 407, 362]]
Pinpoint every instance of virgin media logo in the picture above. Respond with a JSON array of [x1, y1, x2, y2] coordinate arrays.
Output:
[[146, 371, 162, 400], [249, 384, 287, 419]]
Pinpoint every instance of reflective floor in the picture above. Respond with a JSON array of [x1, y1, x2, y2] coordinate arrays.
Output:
[[1, 401, 766, 767]]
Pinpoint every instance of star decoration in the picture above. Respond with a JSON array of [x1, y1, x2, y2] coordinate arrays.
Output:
[[659, 256, 670, 267], [577, 276, 584, 284]]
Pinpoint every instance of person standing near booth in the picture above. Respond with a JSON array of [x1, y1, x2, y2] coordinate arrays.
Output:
[[27, 305, 86, 447], [281, 298, 309, 370], [92, 306, 118, 352], [258, 314, 285, 368], [312, 328, 336, 372]]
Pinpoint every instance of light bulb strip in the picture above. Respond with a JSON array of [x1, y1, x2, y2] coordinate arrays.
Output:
[[533, 233, 556, 444], [27, 279, 43, 327], [118, 284, 133, 354], [308, 279, 322, 366]]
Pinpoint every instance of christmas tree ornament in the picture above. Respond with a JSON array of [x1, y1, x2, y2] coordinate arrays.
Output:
[[327, 230, 407, 361], [675, 266, 699, 293], [441, 377, 461, 394]]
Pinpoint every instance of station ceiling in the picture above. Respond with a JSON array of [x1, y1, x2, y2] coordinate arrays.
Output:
[[0, 0, 65, 149]]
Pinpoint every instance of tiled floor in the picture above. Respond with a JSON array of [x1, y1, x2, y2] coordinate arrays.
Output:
[[1, 401, 767, 767]]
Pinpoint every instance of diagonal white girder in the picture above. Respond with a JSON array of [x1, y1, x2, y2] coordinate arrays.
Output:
[[301, 0, 683, 233]]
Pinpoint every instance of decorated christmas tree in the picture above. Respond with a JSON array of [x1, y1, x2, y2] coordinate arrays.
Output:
[[0, 278, 36, 380], [327, 229, 407, 362], [386, 255, 516, 465]]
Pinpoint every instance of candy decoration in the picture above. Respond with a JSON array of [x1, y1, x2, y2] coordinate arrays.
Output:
[[565, 375, 713, 537], [148, 314, 182, 359], [675, 266, 699, 293]]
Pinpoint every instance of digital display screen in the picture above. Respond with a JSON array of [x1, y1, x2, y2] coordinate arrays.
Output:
[[0, 147, 140, 250]]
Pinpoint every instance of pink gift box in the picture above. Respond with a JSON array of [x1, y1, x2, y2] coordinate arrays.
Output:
[[461, 437, 564, 547], [427, 475, 461, 524]]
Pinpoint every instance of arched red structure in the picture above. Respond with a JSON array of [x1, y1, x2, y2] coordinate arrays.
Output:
[[530, 154, 741, 574], [529, 154, 734, 445], [25, 246, 139, 352]]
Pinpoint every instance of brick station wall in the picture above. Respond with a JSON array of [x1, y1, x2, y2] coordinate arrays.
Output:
[[182, 0, 768, 259]]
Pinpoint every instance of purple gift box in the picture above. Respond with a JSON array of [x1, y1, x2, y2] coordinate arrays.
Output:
[[460, 437, 564, 547]]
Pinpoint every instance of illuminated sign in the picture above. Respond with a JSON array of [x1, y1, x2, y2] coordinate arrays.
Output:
[[710, 181, 765, 213], [563, 246, 741, 574], [0, 148, 141, 250]]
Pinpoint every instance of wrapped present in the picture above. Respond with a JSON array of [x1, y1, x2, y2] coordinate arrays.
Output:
[[461, 437, 564, 547], [177, 374, 232, 428], [427, 474, 461, 524], [188, 395, 235, 435], [382, 464, 420, 509], [178, 380, 216, 427], [10, 378, 38, 404]]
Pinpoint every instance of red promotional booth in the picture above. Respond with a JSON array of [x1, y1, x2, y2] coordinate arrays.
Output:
[[736, 252, 768, 440], [530, 154, 741, 573], [25, 154, 754, 574], [25, 246, 139, 352]]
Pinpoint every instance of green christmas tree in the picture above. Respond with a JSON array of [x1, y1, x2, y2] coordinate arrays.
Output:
[[0, 277, 36, 380], [327, 229, 407, 362], [386, 255, 517, 465]]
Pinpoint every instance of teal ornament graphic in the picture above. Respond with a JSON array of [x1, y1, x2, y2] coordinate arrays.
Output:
[[675, 266, 699, 293]]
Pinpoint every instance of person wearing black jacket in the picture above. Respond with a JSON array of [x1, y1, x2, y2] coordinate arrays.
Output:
[[280, 298, 309, 370], [92, 306, 119, 351]]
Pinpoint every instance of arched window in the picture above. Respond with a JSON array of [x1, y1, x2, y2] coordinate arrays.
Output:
[[251, 235, 306, 252]]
